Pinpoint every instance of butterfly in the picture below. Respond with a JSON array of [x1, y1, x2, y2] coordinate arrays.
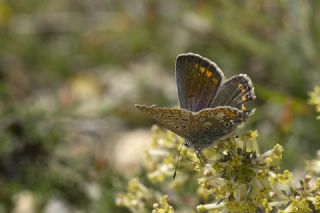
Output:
[[136, 53, 255, 165]]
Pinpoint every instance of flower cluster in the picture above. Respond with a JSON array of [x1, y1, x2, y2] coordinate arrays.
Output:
[[276, 176, 320, 213], [144, 125, 204, 185], [117, 127, 320, 212], [200, 135, 320, 213], [152, 195, 174, 213], [197, 131, 284, 212], [116, 178, 160, 213]]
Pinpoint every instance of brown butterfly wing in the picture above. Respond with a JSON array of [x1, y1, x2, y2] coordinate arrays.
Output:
[[188, 106, 249, 150], [176, 53, 224, 112], [212, 74, 256, 113], [135, 104, 192, 139]]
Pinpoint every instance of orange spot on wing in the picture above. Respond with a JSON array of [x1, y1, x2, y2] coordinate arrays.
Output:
[[200, 66, 205, 73], [206, 71, 212, 77]]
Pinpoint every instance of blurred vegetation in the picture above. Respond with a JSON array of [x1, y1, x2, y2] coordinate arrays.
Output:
[[0, 0, 320, 212]]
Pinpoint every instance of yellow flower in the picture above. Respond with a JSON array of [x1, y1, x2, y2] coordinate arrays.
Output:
[[276, 170, 293, 184], [312, 195, 320, 210], [152, 195, 174, 213]]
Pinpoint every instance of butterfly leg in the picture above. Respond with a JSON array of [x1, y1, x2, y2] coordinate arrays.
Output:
[[184, 139, 207, 165], [194, 148, 207, 165], [183, 140, 190, 147]]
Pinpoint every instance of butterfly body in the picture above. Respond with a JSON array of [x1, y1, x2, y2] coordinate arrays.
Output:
[[136, 53, 255, 164]]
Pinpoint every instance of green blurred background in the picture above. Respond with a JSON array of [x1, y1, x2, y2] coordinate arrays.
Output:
[[0, 0, 320, 212]]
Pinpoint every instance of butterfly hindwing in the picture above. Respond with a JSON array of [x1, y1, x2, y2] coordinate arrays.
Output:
[[176, 53, 224, 112], [212, 74, 256, 112], [188, 106, 248, 149]]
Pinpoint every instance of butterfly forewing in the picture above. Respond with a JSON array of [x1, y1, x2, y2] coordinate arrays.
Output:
[[176, 53, 224, 112]]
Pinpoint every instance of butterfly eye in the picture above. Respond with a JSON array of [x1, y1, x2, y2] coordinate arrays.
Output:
[[224, 122, 231, 128]]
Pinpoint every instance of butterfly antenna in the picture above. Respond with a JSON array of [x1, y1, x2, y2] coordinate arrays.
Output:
[[173, 144, 184, 179]]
